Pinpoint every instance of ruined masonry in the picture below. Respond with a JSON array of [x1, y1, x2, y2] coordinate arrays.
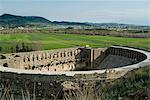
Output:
[[0, 46, 150, 99]]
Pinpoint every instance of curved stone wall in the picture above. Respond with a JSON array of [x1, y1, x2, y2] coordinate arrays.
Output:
[[0, 46, 150, 99], [0, 46, 149, 72], [106, 47, 147, 62], [97, 46, 147, 69]]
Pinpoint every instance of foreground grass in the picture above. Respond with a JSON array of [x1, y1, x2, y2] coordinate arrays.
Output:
[[65, 66, 150, 100], [0, 33, 149, 53], [98, 66, 150, 100], [1, 66, 149, 100]]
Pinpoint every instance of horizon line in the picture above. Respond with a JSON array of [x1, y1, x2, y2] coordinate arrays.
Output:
[[1, 13, 150, 26]]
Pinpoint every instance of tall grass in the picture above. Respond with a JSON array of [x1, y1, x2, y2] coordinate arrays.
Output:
[[0, 66, 149, 100]]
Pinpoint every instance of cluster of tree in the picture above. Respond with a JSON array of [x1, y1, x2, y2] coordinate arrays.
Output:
[[12, 43, 34, 53], [0, 46, 2, 52], [0, 42, 42, 53]]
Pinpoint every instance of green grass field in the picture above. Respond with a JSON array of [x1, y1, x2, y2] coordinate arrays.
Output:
[[0, 33, 149, 53]]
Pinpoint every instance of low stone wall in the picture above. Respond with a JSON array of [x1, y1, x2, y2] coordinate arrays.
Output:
[[0, 48, 91, 71], [0, 47, 107, 71], [106, 47, 147, 62], [1, 46, 147, 72]]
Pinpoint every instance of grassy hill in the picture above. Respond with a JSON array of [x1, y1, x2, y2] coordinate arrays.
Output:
[[0, 14, 51, 27], [0, 14, 89, 28]]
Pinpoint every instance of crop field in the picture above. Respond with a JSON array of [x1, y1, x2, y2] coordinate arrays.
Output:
[[0, 33, 149, 53]]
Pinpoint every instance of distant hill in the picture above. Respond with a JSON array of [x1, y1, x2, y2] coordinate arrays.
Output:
[[0, 14, 149, 30], [0, 14, 51, 27], [0, 14, 89, 28], [52, 21, 90, 26]]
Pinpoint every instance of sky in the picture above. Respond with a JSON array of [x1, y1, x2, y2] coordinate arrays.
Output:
[[0, 0, 150, 25]]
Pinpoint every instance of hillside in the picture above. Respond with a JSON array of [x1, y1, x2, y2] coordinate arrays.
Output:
[[0, 14, 51, 27], [0, 14, 149, 30], [0, 14, 89, 28]]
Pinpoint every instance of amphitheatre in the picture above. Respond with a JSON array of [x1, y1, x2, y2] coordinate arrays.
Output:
[[0, 45, 150, 99]]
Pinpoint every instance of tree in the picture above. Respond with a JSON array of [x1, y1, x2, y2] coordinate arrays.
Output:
[[22, 43, 26, 52], [0, 46, 2, 52], [10, 47, 13, 53], [16, 44, 19, 52]]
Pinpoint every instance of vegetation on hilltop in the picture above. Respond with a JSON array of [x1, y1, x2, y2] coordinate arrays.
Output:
[[0, 14, 89, 28], [0, 14, 51, 27]]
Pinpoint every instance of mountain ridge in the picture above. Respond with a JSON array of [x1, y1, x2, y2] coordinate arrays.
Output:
[[0, 14, 149, 29], [0, 14, 90, 27]]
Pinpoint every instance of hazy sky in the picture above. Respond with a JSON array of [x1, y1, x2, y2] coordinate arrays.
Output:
[[0, 0, 150, 25]]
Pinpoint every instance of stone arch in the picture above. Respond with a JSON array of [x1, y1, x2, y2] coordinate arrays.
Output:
[[41, 53, 44, 60], [56, 52, 59, 58], [60, 52, 63, 57], [67, 52, 70, 57], [45, 53, 47, 59], [49, 54, 51, 59], [53, 54, 55, 59], [32, 55, 35, 61], [36, 55, 39, 60], [27, 57, 30, 61], [23, 57, 26, 62], [64, 52, 66, 57], [70, 51, 73, 56]]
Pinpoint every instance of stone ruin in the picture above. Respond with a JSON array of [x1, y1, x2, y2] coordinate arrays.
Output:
[[0, 46, 150, 99]]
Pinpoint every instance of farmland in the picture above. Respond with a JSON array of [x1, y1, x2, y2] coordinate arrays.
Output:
[[0, 32, 149, 53]]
